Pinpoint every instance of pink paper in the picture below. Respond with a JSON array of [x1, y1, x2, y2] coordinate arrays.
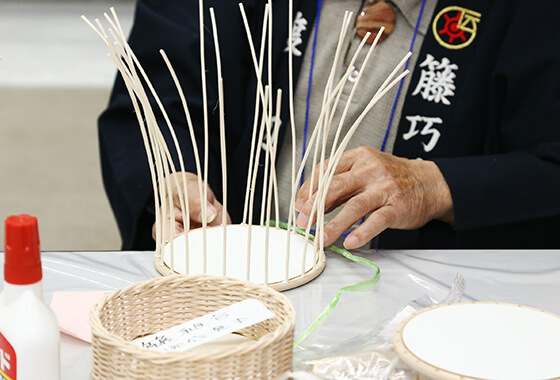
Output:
[[50, 290, 112, 343]]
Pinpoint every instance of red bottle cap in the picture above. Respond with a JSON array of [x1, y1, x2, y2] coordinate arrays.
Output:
[[4, 215, 42, 285]]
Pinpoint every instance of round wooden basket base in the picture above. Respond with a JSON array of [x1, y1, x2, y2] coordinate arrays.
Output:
[[154, 224, 326, 292], [393, 302, 560, 380]]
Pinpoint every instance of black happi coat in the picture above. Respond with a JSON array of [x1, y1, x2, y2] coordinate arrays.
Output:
[[98, 0, 560, 250]]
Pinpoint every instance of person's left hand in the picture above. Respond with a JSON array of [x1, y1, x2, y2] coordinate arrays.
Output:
[[295, 146, 454, 249], [152, 171, 231, 243]]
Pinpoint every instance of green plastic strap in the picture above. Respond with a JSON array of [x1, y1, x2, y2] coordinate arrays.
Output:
[[269, 222, 381, 347]]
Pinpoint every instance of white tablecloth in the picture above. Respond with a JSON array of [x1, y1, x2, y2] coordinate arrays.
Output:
[[1, 249, 559, 378]]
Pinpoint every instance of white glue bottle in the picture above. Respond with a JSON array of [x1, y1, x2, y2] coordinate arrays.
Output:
[[0, 215, 60, 380]]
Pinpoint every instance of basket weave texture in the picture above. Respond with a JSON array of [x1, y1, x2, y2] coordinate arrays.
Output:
[[90, 274, 296, 379]]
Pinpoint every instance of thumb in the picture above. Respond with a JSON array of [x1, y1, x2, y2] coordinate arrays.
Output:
[[193, 202, 218, 224]]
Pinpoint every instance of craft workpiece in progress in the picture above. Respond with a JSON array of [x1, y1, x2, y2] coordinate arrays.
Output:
[[84, 2, 409, 290]]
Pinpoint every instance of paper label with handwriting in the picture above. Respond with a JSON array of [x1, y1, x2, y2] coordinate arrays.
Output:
[[133, 298, 275, 352]]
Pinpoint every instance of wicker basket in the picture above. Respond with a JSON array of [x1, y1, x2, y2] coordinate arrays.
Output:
[[90, 274, 296, 379]]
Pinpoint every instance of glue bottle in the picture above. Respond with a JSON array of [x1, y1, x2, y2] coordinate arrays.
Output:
[[0, 215, 60, 380]]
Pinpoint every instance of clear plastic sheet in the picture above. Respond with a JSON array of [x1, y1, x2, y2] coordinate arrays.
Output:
[[1, 249, 559, 379], [293, 274, 466, 379]]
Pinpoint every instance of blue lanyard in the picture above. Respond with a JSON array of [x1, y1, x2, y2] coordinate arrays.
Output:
[[381, 0, 427, 152], [300, 0, 323, 186], [299, 0, 428, 236]]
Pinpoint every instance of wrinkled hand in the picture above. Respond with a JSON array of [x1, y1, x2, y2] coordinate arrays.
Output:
[[152, 171, 231, 242], [295, 146, 454, 249]]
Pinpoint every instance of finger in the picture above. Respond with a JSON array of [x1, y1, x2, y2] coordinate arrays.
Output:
[[207, 198, 231, 226], [296, 170, 361, 229], [322, 170, 363, 213], [185, 195, 213, 223], [152, 205, 184, 239], [185, 180, 219, 224], [296, 147, 372, 217], [296, 156, 339, 210], [295, 173, 320, 212], [161, 220, 184, 242], [343, 206, 397, 249], [296, 189, 340, 229], [153, 172, 221, 238], [169, 172, 203, 210], [296, 192, 344, 230], [322, 194, 375, 246], [153, 216, 185, 243]]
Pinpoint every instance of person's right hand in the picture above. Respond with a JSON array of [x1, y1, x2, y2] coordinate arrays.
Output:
[[152, 171, 231, 242]]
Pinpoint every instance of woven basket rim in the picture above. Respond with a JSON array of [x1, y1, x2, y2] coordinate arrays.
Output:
[[90, 274, 296, 362]]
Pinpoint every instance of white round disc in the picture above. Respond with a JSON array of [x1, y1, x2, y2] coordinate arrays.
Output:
[[394, 302, 560, 380], [160, 225, 321, 287]]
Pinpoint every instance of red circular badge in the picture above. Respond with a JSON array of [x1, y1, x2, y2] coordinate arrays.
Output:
[[432, 6, 481, 50]]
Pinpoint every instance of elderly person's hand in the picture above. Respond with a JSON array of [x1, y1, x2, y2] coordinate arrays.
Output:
[[295, 146, 454, 249], [152, 171, 231, 242]]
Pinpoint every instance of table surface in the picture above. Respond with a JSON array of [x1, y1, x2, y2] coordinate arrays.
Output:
[[1, 249, 559, 379]]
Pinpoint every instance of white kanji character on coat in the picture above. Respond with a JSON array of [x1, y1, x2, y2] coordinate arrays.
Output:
[[403, 115, 444, 152], [412, 54, 458, 105], [284, 11, 308, 57]]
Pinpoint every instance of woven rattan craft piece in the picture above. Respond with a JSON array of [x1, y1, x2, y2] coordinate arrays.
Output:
[[84, 5, 409, 292], [90, 274, 295, 379]]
